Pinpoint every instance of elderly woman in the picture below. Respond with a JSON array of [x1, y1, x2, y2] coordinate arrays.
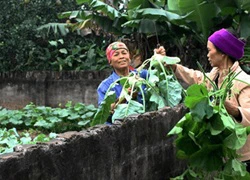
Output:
[[170, 28, 250, 170], [97, 42, 147, 106], [97, 41, 165, 106], [97, 41, 164, 123]]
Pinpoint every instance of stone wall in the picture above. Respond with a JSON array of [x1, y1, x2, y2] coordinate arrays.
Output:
[[0, 105, 188, 180], [0, 71, 111, 109]]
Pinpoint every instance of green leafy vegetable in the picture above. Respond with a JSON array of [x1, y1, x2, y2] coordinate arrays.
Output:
[[168, 70, 250, 179]]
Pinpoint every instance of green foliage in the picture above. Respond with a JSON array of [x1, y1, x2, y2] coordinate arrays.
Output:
[[60, 0, 250, 71], [0, 0, 109, 72], [146, 54, 183, 109], [168, 0, 217, 43], [45, 38, 108, 71], [0, 0, 66, 71], [0, 128, 56, 155], [167, 0, 250, 41], [0, 102, 97, 133], [2, 0, 250, 71], [0, 101, 97, 154], [168, 72, 250, 179]]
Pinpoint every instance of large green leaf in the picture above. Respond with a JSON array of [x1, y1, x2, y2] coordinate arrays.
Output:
[[149, 0, 166, 7], [189, 144, 224, 171], [122, 20, 141, 28], [220, 112, 235, 130], [235, 0, 250, 10], [175, 134, 200, 157], [91, 91, 116, 126], [169, 74, 250, 177], [162, 56, 180, 64], [58, 10, 92, 20], [192, 98, 213, 121], [224, 159, 249, 178], [208, 113, 225, 135], [112, 100, 144, 122], [128, 0, 151, 9], [147, 69, 159, 84], [223, 125, 247, 150], [158, 78, 182, 107], [184, 84, 208, 108], [89, 0, 121, 20], [138, 19, 156, 34], [149, 91, 166, 109], [93, 15, 122, 34], [76, 0, 91, 5], [168, 0, 217, 41], [37, 23, 69, 36], [185, 84, 213, 120], [136, 8, 186, 22], [240, 13, 250, 39]]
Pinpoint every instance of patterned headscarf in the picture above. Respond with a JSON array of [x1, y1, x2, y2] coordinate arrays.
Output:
[[106, 42, 129, 63]]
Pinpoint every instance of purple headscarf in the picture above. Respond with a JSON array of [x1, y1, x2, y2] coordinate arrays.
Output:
[[208, 28, 245, 59]]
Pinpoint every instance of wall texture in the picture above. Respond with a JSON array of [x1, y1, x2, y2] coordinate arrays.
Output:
[[0, 71, 111, 109], [0, 105, 188, 180]]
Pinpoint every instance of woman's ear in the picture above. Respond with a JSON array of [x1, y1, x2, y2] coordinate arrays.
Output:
[[109, 60, 113, 66], [220, 52, 226, 57]]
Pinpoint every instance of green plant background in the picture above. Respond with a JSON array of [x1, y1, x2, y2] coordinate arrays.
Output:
[[0, 0, 109, 72], [1, 1, 250, 175], [1, 0, 250, 73]]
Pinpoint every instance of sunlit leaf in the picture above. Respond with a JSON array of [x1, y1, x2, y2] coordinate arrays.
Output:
[[59, 48, 68, 54], [161, 56, 180, 64], [112, 100, 144, 122]]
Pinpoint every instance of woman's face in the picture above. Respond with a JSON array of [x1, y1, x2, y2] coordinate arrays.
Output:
[[110, 49, 130, 70], [207, 41, 224, 68]]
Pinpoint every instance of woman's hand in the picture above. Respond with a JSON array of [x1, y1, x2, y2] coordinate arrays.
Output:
[[110, 102, 116, 114], [154, 46, 166, 56], [154, 46, 177, 71], [224, 100, 242, 122]]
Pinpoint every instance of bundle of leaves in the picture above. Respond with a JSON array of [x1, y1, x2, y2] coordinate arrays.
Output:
[[168, 70, 250, 179], [92, 53, 183, 126]]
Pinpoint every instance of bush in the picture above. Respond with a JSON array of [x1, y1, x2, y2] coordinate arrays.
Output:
[[0, 0, 109, 72]]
